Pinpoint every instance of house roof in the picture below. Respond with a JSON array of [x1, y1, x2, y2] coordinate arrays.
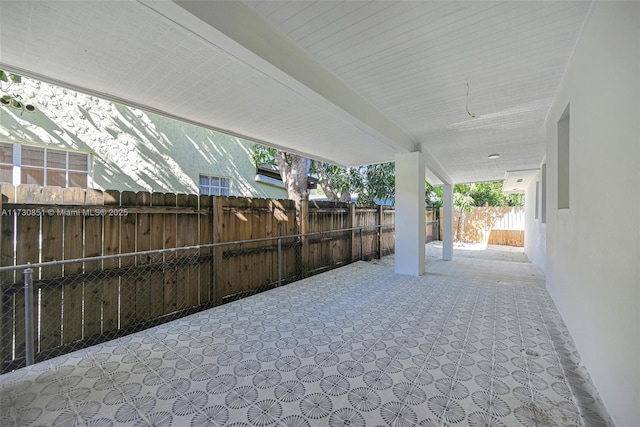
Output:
[[0, 1, 591, 189], [256, 166, 318, 188]]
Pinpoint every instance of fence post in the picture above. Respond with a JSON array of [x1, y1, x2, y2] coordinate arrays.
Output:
[[24, 266, 35, 366], [300, 200, 309, 277], [349, 204, 356, 262], [0, 279, 4, 373], [277, 237, 282, 287], [0, 186, 4, 370], [377, 205, 383, 259], [439, 207, 444, 242], [211, 196, 217, 305], [0, 192, 2, 371], [359, 227, 363, 260]]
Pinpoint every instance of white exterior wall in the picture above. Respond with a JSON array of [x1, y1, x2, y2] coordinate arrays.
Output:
[[442, 183, 453, 261], [0, 77, 288, 198], [395, 151, 425, 276], [543, 3, 639, 425], [524, 170, 545, 272]]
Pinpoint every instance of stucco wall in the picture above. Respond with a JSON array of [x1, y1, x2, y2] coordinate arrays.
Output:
[[0, 77, 288, 198], [543, 2, 639, 425], [524, 170, 545, 272]]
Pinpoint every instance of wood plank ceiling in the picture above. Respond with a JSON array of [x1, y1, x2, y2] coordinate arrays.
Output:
[[0, 0, 592, 187]]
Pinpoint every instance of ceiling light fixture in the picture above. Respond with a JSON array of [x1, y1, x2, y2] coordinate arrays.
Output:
[[488, 154, 500, 160]]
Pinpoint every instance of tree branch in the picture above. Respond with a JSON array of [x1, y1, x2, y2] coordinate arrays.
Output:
[[313, 160, 340, 202]]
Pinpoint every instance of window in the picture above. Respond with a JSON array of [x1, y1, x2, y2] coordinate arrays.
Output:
[[199, 175, 230, 196], [0, 143, 89, 188], [557, 104, 570, 210], [0, 142, 12, 183], [541, 164, 547, 224], [535, 181, 540, 220]]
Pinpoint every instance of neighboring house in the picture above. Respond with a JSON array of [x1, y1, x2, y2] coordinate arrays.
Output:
[[0, 76, 288, 199]]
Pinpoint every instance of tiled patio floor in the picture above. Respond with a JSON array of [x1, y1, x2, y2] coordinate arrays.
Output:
[[0, 246, 613, 426]]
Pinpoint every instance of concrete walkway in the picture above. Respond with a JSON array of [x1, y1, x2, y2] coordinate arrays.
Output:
[[0, 245, 613, 426]]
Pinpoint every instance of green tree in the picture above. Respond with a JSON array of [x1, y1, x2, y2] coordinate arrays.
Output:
[[0, 69, 22, 106], [463, 181, 524, 207], [252, 144, 395, 205], [425, 181, 442, 208], [254, 144, 524, 212], [357, 162, 395, 205], [252, 145, 311, 222], [313, 162, 358, 203], [425, 180, 524, 241], [452, 188, 474, 241], [313, 161, 394, 204], [425, 181, 524, 209]]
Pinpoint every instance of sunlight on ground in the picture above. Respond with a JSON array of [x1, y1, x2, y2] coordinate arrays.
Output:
[[375, 241, 529, 267], [430, 241, 488, 251], [426, 240, 528, 263]]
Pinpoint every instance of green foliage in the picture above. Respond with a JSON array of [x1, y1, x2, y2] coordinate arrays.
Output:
[[0, 70, 21, 85], [252, 144, 524, 207], [251, 144, 278, 167], [0, 70, 30, 111], [454, 191, 474, 212], [425, 182, 442, 208], [313, 162, 358, 196], [459, 181, 524, 207], [358, 162, 395, 205], [311, 161, 395, 204], [425, 180, 524, 208], [252, 144, 395, 204], [503, 192, 524, 207]]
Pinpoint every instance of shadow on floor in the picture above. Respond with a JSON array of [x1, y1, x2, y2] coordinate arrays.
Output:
[[0, 244, 613, 426]]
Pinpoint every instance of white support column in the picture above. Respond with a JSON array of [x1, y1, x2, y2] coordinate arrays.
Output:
[[442, 183, 454, 261], [395, 151, 426, 276]]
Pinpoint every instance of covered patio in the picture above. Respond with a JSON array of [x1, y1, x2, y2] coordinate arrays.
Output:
[[0, 245, 611, 426], [0, 1, 638, 425]]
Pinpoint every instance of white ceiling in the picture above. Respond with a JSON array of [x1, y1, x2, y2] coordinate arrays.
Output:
[[0, 0, 591, 187]]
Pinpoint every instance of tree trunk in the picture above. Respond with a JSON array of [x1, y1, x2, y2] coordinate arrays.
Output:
[[338, 192, 351, 203], [313, 160, 351, 203], [455, 209, 464, 242], [275, 151, 311, 227]]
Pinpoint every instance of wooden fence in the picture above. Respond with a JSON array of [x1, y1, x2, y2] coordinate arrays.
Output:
[[439, 206, 525, 246], [0, 184, 403, 371], [426, 207, 439, 243]]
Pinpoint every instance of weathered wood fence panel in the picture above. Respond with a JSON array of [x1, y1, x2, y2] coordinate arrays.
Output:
[[488, 229, 525, 247], [1, 185, 215, 369], [439, 206, 525, 246], [425, 208, 439, 243], [381, 208, 396, 257], [304, 202, 394, 269], [214, 197, 297, 303], [0, 184, 408, 371], [306, 201, 351, 273], [354, 207, 379, 260]]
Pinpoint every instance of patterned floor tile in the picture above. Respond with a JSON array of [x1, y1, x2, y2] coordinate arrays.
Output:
[[0, 252, 613, 426]]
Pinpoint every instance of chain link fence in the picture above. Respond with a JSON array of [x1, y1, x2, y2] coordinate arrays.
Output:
[[0, 224, 394, 373]]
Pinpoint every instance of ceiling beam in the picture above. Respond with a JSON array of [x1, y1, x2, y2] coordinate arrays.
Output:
[[143, 0, 419, 156], [420, 144, 453, 185], [0, 62, 343, 166]]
